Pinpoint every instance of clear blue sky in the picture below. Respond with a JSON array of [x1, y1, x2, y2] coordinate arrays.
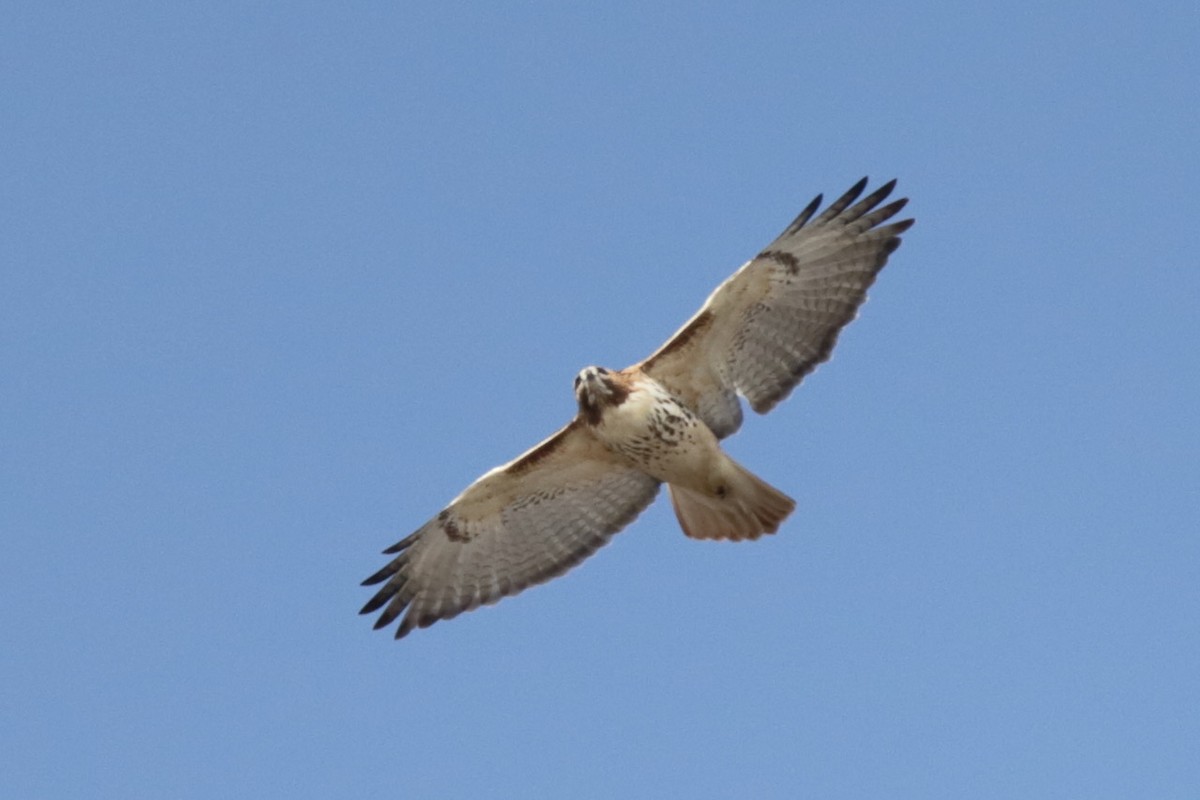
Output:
[[4, 3, 1198, 798]]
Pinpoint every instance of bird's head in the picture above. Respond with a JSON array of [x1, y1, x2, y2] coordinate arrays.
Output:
[[574, 366, 626, 422]]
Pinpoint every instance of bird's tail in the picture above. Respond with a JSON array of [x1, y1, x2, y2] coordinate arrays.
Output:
[[669, 458, 795, 541]]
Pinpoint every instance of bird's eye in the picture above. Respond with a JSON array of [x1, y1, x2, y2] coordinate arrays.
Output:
[[597, 367, 608, 375], [573, 376, 581, 387]]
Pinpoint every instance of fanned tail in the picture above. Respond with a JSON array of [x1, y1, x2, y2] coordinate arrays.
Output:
[[669, 459, 795, 541]]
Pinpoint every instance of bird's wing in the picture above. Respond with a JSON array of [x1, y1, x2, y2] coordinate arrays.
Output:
[[635, 178, 913, 438], [361, 419, 660, 638]]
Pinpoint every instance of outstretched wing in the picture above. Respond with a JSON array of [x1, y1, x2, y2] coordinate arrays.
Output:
[[361, 419, 661, 639], [636, 178, 913, 438]]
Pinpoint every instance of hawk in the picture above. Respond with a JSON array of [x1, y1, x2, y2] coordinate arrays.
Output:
[[362, 178, 913, 638]]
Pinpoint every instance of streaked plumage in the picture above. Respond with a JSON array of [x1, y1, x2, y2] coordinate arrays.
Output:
[[362, 178, 914, 639]]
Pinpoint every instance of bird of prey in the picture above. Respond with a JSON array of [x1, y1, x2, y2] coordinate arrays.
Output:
[[362, 178, 913, 639]]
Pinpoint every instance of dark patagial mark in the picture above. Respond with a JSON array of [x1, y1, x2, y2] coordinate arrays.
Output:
[[508, 421, 577, 475], [642, 308, 714, 368]]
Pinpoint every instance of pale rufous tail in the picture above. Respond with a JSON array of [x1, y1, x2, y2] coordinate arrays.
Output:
[[668, 459, 796, 541]]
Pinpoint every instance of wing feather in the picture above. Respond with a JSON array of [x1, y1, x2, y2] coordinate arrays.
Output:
[[637, 178, 913, 435], [361, 420, 660, 638]]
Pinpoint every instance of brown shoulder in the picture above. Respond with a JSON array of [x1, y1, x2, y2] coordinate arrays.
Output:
[[505, 418, 584, 476], [640, 308, 715, 371]]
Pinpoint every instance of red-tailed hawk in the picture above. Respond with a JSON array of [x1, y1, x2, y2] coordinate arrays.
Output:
[[362, 178, 913, 638]]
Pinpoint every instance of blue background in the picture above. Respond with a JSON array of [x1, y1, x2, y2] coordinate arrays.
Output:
[[4, 3, 1198, 797]]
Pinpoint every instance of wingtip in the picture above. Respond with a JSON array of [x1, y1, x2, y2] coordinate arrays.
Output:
[[784, 192, 824, 234], [818, 177, 871, 221], [360, 585, 393, 613], [803, 192, 823, 217], [359, 597, 381, 615], [360, 564, 392, 586]]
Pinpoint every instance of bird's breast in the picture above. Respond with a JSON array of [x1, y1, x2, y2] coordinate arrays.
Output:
[[591, 379, 719, 483]]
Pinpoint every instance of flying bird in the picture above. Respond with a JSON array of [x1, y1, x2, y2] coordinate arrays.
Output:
[[362, 177, 913, 639]]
